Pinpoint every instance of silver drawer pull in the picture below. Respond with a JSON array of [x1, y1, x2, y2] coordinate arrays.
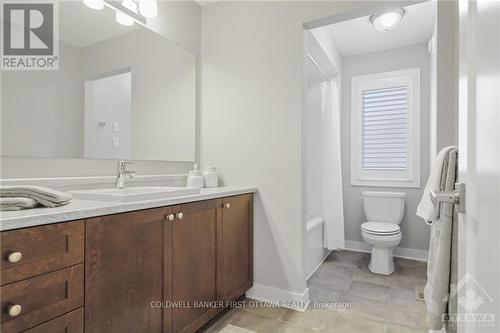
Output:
[[167, 214, 175, 222], [224, 203, 231, 209], [176, 212, 184, 220]]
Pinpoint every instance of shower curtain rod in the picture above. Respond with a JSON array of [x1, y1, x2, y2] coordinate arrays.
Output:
[[307, 53, 330, 81]]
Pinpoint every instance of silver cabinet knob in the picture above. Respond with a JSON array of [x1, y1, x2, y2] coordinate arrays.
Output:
[[7, 304, 22, 317], [224, 203, 231, 209], [167, 214, 175, 222], [176, 212, 184, 220], [7, 251, 22, 263]]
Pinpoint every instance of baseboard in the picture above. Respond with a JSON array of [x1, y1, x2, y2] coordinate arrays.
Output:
[[344, 240, 429, 262], [245, 283, 310, 312], [306, 250, 333, 281]]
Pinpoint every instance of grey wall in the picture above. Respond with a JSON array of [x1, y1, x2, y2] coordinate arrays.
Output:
[[341, 43, 431, 250], [200, 0, 370, 296], [1, 42, 83, 159], [0, 1, 201, 179]]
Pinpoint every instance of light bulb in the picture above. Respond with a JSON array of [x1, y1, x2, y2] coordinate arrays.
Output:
[[83, 0, 104, 10], [139, 0, 158, 18], [370, 8, 405, 32], [115, 0, 137, 26], [116, 10, 134, 26]]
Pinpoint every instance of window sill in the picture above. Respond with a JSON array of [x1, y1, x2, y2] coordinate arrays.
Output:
[[351, 178, 420, 188]]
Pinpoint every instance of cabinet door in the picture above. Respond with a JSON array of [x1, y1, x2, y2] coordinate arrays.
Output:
[[217, 194, 253, 301], [171, 200, 218, 333], [85, 208, 168, 333]]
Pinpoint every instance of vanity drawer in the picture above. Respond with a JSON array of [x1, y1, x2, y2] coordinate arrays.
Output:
[[1, 221, 84, 285], [0, 264, 84, 333], [23, 308, 83, 333]]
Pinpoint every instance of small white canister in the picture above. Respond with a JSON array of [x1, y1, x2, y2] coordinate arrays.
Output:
[[203, 162, 218, 188], [187, 163, 204, 188]]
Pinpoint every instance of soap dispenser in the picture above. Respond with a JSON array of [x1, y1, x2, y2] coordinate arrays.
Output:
[[203, 161, 218, 188], [187, 163, 204, 188]]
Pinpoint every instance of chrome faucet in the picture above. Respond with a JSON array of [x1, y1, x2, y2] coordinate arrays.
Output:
[[115, 161, 136, 189]]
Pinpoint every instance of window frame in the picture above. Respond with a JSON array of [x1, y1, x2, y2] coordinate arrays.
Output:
[[350, 67, 420, 188]]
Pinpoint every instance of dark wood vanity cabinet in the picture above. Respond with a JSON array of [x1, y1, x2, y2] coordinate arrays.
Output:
[[171, 200, 219, 333], [217, 194, 253, 301], [85, 207, 167, 333], [0, 193, 253, 333]]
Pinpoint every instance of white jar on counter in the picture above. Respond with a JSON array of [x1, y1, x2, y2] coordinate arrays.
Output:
[[187, 163, 204, 188], [203, 162, 218, 188]]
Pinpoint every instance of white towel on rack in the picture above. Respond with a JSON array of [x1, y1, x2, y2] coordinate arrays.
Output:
[[416, 146, 457, 224]]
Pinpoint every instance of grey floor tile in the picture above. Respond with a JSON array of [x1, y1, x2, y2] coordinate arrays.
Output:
[[341, 293, 391, 322], [280, 308, 337, 332], [390, 302, 428, 329], [204, 250, 428, 333], [325, 310, 388, 333], [308, 264, 354, 292], [352, 267, 393, 287], [324, 250, 369, 269], [387, 323, 428, 333], [309, 286, 344, 303], [348, 280, 391, 302]]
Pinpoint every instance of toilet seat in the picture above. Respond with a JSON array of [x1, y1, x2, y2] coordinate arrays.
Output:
[[361, 222, 400, 236]]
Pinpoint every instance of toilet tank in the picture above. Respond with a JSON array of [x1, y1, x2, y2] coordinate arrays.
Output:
[[361, 191, 406, 224]]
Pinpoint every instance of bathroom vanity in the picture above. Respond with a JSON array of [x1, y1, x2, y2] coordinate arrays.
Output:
[[0, 189, 254, 333]]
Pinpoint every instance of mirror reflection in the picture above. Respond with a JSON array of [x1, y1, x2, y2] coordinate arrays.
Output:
[[1, 1, 196, 162]]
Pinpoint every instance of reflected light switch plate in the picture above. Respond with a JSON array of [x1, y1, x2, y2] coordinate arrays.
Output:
[[113, 122, 120, 133], [112, 137, 120, 147]]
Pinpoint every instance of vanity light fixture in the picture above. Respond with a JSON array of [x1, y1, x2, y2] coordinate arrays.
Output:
[[83, 0, 158, 27], [370, 8, 405, 32], [83, 0, 104, 10], [116, 0, 137, 26], [138, 0, 158, 18]]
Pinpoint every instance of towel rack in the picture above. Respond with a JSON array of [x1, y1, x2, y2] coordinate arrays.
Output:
[[430, 183, 466, 214]]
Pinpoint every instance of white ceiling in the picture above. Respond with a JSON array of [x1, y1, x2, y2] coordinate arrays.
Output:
[[59, 2, 139, 49], [313, 1, 436, 57]]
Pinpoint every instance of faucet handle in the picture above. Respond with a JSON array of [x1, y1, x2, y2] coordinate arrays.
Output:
[[117, 160, 133, 171]]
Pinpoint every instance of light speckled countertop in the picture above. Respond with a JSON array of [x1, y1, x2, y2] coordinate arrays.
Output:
[[0, 186, 257, 231]]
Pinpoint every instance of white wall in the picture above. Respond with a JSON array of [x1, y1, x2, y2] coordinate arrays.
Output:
[[84, 72, 132, 159], [201, 1, 370, 298], [83, 29, 196, 162], [430, 0, 458, 163], [146, 0, 202, 54], [1, 42, 83, 158], [341, 43, 431, 251], [0, 0, 201, 179]]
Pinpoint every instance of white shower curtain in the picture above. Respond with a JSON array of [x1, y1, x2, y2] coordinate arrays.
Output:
[[320, 80, 345, 250]]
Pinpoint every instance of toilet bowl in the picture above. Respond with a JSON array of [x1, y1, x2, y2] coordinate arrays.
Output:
[[360, 191, 406, 275]]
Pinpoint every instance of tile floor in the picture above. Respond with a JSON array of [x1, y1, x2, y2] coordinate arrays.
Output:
[[204, 250, 428, 333]]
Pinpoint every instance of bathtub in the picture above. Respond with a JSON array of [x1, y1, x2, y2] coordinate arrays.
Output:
[[305, 217, 331, 279]]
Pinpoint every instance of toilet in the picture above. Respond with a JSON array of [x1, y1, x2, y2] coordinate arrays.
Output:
[[360, 191, 406, 275]]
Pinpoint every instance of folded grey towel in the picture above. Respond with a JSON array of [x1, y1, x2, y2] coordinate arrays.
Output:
[[0, 197, 39, 211], [0, 185, 72, 208]]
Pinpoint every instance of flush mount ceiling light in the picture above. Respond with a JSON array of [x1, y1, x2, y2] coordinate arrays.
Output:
[[370, 8, 405, 32], [83, 0, 158, 26]]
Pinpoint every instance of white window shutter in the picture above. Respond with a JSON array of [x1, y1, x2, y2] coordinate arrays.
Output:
[[362, 86, 408, 170]]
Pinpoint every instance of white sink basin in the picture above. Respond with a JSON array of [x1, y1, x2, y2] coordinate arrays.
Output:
[[70, 186, 200, 203]]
